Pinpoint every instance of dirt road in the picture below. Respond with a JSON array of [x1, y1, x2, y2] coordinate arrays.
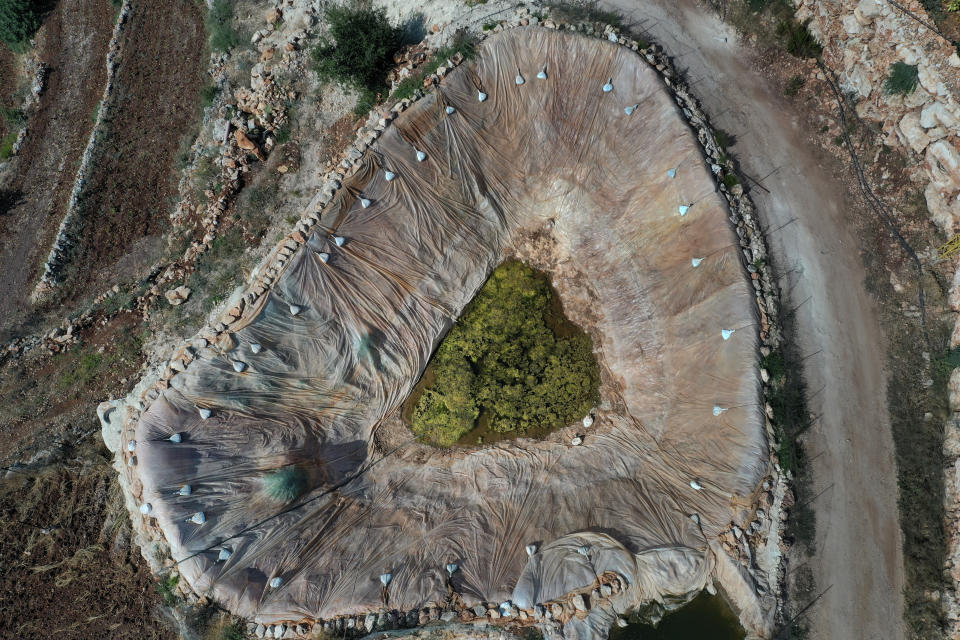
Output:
[[599, 1, 905, 638]]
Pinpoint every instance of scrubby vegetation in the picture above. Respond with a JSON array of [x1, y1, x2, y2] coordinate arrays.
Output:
[[206, 0, 240, 52], [411, 261, 600, 447], [776, 17, 822, 59], [0, 0, 41, 48], [784, 74, 805, 96], [313, 6, 401, 115], [884, 61, 919, 96]]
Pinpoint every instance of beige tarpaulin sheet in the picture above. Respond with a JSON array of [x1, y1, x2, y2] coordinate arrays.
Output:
[[131, 27, 766, 627]]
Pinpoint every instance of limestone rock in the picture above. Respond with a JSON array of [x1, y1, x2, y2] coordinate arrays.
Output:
[[920, 102, 960, 131], [927, 141, 960, 193], [164, 286, 191, 306], [924, 183, 960, 236], [856, 0, 882, 21], [897, 111, 930, 154], [950, 369, 960, 413]]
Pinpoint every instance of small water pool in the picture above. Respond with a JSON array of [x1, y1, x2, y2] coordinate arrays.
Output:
[[609, 592, 746, 640]]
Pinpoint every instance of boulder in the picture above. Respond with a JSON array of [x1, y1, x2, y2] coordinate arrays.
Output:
[[920, 102, 960, 131], [926, 141, 960, 192], [855, 0, 882, 21], [164, 286, 191, 306], [572, 594, 587, 612], [950, 368, 960, 413], [925, 183, 960, 237], [841, 13, 861, 35], [896, 111, 929, 154], [917, 64, 946, 97]]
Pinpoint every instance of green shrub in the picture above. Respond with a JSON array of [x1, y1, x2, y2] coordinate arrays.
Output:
[[776, 18, 822, 59], [411, 261, 600, 447], [219, 621, 247, 640], [1, 106, 24, 127], [206, 0, 240, 52], [200, 84, 218, 109], [0, 0, 41, 47], [156, 574, 180, 607], [713, 128, 733, 150], [722, 174, 739, 189], [313, 6, 401, 100], [884, 61, 919, 95], [262, 466, 308, 502], [784, 74, 805, 96], [0, 130, 15, 159]]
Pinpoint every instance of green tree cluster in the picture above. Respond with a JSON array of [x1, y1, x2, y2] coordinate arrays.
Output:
[[0, 0, 41, 47], [312, 6, 401, 115], [412, 261, 600, 447]]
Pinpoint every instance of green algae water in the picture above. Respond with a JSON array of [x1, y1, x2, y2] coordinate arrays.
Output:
[[609, 592, 746, 640]]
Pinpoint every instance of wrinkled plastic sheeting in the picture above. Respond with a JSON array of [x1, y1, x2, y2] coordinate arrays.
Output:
[[513, 533, 639, 608], [129, 27, 768, 623]]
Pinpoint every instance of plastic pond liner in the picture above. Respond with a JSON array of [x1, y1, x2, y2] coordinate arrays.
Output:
[[108, 26, 774, 639]]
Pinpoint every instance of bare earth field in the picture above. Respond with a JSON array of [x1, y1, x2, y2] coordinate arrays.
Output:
[[601, 1, 906, 638], [0, 0, 114, 337], [62, 0, 206, 300]]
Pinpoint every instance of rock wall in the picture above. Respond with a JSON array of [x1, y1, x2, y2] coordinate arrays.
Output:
[[794, 0, 960, 632], [31, 0, 133, 296]]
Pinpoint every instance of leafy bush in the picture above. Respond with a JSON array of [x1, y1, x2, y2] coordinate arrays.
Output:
[[411, 261, 600, 447], [262, 466, 308, 502], [200, 84, 218, 109], [156, 574, 180, 606], [0, 130, 15, 159], [206, 0, 239, 52], [0, 0, 41, 47], [776, 18, 822, 59], [722, 174, 739, 189], [884, 61, 919, 95], [219, 621, 247, 640], [784, 74, 805, 96], [313, 6, 401, 101]]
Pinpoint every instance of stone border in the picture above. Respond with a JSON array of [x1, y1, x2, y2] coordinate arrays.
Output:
[[31, 0, 134, 297], [100, 12, 791, 638]]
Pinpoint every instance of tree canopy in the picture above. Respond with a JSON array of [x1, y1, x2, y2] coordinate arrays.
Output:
[[312, 5, 401, 111], [0, 0, 41, 47], [411, 261, 600, 447]]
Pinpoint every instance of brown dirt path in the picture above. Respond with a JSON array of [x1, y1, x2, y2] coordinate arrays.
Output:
[[0, 0, 115, 339], [600, 1, 905, 638]]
